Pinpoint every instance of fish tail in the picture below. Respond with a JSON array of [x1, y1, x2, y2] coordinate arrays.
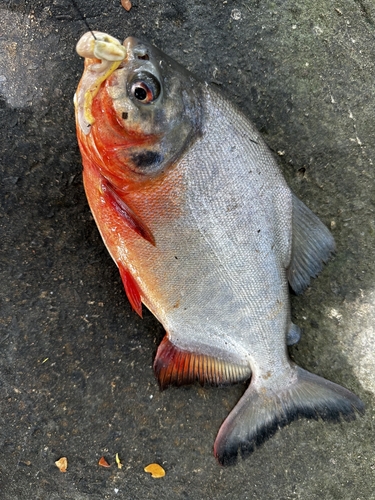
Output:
[[213, 366, 364, 466]]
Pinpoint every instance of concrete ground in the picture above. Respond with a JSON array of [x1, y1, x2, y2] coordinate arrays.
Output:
[[1, 0, 374, 498]]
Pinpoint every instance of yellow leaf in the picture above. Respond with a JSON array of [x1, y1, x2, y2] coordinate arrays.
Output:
[[144, 463, 165, 478], [115, 453, 123, 469], [55, 457, 68, 473]]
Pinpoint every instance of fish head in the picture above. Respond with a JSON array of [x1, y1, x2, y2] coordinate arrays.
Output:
[[75, 32, 203, 190]]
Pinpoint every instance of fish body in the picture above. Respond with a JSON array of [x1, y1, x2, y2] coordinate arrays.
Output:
[[75, 32, 364, 465]]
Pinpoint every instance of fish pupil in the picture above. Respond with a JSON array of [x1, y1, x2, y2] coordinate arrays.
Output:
[[134, 87, 147, 100]]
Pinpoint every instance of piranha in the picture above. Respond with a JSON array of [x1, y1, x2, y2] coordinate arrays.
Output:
[[74, 31, 364, 465]]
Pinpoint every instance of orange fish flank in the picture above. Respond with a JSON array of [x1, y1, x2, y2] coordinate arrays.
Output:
[[77, 77, 186, 317]]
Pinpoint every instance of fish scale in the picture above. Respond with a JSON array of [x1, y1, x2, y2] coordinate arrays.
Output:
[[176, 91, 289, 345], [75, 31, 364, 465]]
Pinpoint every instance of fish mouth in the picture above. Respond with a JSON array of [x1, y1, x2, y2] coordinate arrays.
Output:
[[75, 32, 128, 134], [75, 33, 160, 134]]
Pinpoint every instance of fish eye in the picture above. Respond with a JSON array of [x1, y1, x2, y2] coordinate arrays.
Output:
[[129, 71, 161, 104]]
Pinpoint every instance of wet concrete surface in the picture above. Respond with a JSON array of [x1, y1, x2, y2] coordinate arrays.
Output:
[[1, 0, 374, 498]]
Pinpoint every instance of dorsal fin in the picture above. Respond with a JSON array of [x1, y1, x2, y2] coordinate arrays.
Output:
[[154, 335, 251, 389], [288, 193, 335, 294], [118, 263, 143, 317], [101, 179, 156, 246]]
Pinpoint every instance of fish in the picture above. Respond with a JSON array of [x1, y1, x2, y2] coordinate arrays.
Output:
[[74, 31, 364, 465]]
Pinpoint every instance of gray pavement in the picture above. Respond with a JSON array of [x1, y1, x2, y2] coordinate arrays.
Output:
[[1, 0, 374, 498]]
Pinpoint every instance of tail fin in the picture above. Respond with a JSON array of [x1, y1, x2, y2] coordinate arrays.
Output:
[[214, 366, 364, 466]]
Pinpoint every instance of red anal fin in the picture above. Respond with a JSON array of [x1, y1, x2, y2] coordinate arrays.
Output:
[[118, 263, 143, 318], [101, 179, 155, 246], [153, 335, 251, 390]]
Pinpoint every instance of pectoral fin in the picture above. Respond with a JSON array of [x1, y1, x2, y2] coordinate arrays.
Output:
[[288, 193, 335, 294], [118, 263, 143, 317], [154, 335, 251, 389], [101, 179, 156, 246]]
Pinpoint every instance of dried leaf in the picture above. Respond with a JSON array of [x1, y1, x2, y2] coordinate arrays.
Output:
[[144, 463, 165, 478], [115, 453, 123, 469], [98, 456, 111, 468], [121, 0, 132, 11], [55, 457, 68, 473]]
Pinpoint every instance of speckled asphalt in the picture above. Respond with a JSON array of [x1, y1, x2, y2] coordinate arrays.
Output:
[[1, 1, 374, 498]]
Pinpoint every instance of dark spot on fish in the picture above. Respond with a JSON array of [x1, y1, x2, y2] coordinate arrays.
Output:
[[137, 53, 150, 60], [174, 256, 178, 259], [122, 112, 128, 120], [257, 229, 261, 233], [131, 151, 163, 170]]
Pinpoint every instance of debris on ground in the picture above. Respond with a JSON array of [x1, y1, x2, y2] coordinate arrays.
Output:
[[55, 457, 68, 473], [144, 463, 166, 478]]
